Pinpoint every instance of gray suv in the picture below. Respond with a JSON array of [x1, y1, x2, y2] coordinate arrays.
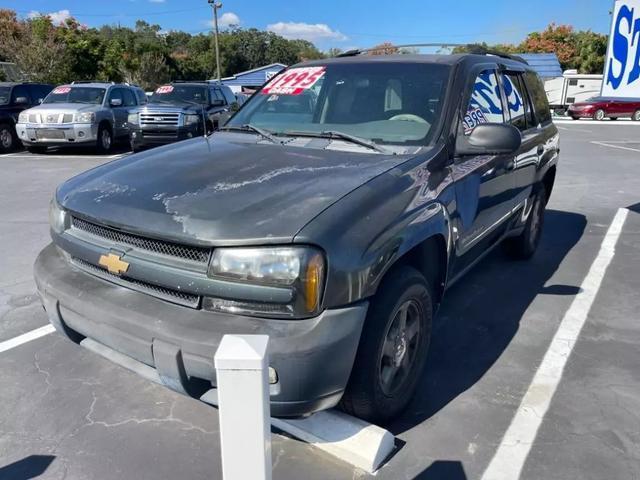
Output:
[[16, 82, 146, 154], [35, 52, 559, 423]]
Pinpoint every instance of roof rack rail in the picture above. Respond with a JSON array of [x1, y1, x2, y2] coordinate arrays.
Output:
[[173, 79, 219, 84], [335, 43, 529, 65], [71, 80, 117, 85]]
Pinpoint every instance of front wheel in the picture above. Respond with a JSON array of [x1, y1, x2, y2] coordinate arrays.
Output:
[[593, 109, 606, 121], [633, 110, 640, 122], [96, 124, 113, 154], [339, 266, 432, 424], [503, 188, 546, 259]]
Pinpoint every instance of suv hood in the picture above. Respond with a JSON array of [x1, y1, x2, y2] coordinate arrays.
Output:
[[57, 134, 415, 245], [140, 102, 203, 113], [26, 103, 100, 113]]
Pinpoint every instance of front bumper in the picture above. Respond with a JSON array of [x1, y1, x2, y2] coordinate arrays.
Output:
[[34, 243, 368, 417], [567, 108, 594, 119], [15, 123, 98, 146], [130, 125, 199, 149]]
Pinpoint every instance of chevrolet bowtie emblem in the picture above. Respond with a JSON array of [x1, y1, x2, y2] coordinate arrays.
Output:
[[98, 253, 130, 275]]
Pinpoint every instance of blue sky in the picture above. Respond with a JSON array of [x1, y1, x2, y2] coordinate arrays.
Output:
[[0, 0, 613, 51]]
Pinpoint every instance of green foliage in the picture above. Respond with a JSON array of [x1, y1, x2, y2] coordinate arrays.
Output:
[[0, 9, 325, 87], [452, 24, 608, 74]]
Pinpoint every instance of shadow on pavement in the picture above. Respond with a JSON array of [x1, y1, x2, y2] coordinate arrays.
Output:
[[412, 460, 468, 479], [0, 455, 55, 480], [390, 209, 587, 435]]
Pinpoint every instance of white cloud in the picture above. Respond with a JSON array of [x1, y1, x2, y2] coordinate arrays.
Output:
[[266, 22, 347, 43], [207, 12, 240, 29], [27, 9, 72, 25]]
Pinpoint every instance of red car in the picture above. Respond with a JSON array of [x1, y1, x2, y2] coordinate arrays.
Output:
[[568, 96, 640, 121]]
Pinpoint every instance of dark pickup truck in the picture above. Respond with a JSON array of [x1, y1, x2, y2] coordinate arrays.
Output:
[[35, 52, 559, 423], [128, 81, 238, 152], [0, 82, 53, 151]]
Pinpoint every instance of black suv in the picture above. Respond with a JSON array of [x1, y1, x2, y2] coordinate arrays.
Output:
[[35, 53, 559, 423], [128, 81, 238, 152], [0, 82, 53, 151]]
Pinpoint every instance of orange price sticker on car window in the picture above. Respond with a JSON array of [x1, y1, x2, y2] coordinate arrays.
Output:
[[261, 67, 326, 95], [155, 85, 174, 94], [52, 86, 71, 94]]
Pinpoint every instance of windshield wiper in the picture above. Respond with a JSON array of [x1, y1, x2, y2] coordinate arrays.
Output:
[[221, 124, 280, 144], [282, 130, 391, 154]]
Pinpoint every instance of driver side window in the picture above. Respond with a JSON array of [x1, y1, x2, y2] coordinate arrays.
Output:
[[463, 69, 505, 135]]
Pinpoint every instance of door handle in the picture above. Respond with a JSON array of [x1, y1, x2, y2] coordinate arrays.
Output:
[[537, 145, 544, 156], [506, 159, 516, 171]]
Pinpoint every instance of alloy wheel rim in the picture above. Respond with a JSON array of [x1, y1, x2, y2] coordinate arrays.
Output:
[[0, 128, 11, 149], [596, 110, 605, 120], [379, 299, 422, 396]]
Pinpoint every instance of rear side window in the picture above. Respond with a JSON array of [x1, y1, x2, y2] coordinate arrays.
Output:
[[525, 72, 552, 124], [135, 89, 147, 105], [463, 69, 505, 134], [501, 73, 533, 131]]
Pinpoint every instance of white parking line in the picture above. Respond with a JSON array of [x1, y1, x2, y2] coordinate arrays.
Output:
[[481, 208, 629, 480], [0, 324, 56, 354], [591, 141, 640, 153]]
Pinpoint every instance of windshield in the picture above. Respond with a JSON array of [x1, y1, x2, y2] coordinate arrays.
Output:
[[0, 87, 10, 106], [150, 85, 208, 105], [43, 87, 106, 104], [227, 62, 450, 146]]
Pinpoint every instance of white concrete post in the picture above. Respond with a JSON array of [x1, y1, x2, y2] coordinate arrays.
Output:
[[214, 335, 271, 480]]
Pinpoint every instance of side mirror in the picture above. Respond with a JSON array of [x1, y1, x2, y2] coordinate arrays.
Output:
[[14, 96, 29, 105], [456, 123, 521, 156], [110, 98, 123, 107]]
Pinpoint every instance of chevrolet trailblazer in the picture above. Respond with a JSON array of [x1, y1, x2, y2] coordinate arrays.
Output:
[[35, 52, 559, 423]]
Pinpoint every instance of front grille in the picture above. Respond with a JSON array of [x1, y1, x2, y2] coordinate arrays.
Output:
[[28, 114, 39, 123], [71, 216, 210, 264], [72, 257, 201, 308], [140, 112, 180, 126], [62, 113, 74, 123]]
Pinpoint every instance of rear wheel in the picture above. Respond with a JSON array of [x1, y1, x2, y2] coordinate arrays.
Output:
[[96, 124, 113, 154], [339, 266, 432, 424], [633, 110, 640, 122], [0, 123, 17, 152], [503, 188, 546, 260], [593, 109, 606, 121]]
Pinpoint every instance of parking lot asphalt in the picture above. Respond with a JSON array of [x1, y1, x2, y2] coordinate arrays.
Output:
[[0, 125, 639, 480]]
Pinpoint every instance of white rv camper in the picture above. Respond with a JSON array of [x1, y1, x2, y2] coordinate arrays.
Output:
[[544, 70, 603, 115]]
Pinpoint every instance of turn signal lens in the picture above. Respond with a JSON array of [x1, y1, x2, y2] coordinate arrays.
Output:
[[304, 253, 324, 313]]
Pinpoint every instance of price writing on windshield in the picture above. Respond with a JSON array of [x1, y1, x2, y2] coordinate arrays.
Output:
[[261, 67, 326, 95], [155, 85, 174, 94], [52, 87, 71, 94]]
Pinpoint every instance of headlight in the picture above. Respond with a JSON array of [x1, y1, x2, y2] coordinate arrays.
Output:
[[49, 197, 68, 234], [18, 112, 29, 123], [73, 112, 95, 123], [183, 114, 200, 126], [205, 246, 325, 318], [128, 113, 139, 124]]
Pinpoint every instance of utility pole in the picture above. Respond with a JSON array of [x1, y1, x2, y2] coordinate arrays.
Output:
[[208, 0, 223, 82]]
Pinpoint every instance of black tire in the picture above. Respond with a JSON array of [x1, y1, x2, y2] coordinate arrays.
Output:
[[633, 110, 640, 122], [593, 109, 606, 121], [610, 117, 618, 121], [26, 146, 47, 154], [96, 123, 113, 154], [503, 188, 546, 260], [0, 123, 17, 152], [339, 266, 433, 424]]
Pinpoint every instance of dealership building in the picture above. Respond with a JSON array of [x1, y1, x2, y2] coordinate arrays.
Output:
[[219, 63, 287, 93]]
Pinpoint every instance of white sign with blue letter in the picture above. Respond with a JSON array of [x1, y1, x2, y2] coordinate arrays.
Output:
[[602, 0, 640, 98]]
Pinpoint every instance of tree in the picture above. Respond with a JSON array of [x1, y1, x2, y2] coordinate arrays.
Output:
[[369, 42, 399, 55], [520, 23, 577, 68]]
